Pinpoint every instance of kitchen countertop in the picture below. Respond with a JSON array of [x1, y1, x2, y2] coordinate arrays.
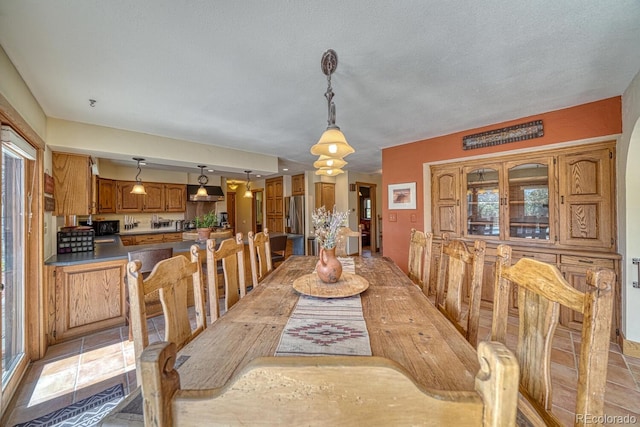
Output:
[[45, 235, 223, 267]]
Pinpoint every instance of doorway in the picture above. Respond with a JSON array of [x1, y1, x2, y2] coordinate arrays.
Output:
[[356, 182, 377, 253], [251, 189, 263, 233]]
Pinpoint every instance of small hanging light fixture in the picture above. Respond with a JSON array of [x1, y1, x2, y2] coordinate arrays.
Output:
[[130, 157, 147, 195], [196, 165, 209, 198], [243, 170, 253, 198], [310, 49, 354, 168]]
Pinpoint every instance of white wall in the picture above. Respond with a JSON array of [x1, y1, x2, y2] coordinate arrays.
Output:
[[621, 68, 640, 343]]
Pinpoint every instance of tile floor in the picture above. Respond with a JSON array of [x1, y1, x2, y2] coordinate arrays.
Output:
[[4, 282, 640, 426]]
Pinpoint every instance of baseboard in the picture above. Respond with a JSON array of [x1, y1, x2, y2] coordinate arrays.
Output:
[[621, 331, 640, 358]]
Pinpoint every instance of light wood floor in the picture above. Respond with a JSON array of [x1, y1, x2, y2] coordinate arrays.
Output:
[[3, 278, 639, 426]]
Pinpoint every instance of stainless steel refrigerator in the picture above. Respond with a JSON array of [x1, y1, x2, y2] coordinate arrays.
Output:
[[285, 195, 304, 235]]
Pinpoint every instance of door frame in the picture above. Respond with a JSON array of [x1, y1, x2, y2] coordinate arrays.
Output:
[[355, 182, 377, 253], [251, 188, 264, 233]]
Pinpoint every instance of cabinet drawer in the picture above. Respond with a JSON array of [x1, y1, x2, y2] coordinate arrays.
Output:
[[135, 234, 165, 244], [512, 250, 556, 263], [120, 236, 136, 246], [560, 255, 614, 269], [163, 233, 183, 242]]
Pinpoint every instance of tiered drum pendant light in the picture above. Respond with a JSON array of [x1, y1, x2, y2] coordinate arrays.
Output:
[[130, 157, 147, 195], [310, 49, 354, 176]]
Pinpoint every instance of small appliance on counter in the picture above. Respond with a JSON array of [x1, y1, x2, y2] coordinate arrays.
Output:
[[79, 219, 120, 236], [57, 226, 94, 254]]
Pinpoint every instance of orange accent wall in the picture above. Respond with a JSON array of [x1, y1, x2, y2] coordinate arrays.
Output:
[[381, 96, 622, 272]]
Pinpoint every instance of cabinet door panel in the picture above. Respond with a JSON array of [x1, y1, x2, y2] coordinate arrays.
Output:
[[165, 184, 186, 212], [431, 167, 461, 236], [97, 178, 116, 213], [464, 165, 502, 239], [558, 148, 613, 248], [53, 153, 93, 215], [143, 183, 165, 212], [117, 181, 143, 212]]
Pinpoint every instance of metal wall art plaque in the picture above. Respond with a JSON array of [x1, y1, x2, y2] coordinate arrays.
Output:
[[462, 120, 544, 150]]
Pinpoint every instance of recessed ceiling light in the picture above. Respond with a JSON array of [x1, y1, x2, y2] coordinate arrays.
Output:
[[256, 174, 262, 178], [282, 168, 289, 171], [207, 169, 214, 172]]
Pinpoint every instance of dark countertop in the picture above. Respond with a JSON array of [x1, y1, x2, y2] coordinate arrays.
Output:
[[45, 235, 214, 267]]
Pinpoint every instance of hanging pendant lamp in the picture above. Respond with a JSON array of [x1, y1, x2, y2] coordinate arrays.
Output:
[[196, 165, 209, 198], [130, 157, 147, 195], [243, 170, 253, 198], [310, 50, 354, 163]]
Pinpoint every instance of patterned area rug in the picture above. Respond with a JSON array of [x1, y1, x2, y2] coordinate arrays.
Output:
[[14, 383, 125, 427]]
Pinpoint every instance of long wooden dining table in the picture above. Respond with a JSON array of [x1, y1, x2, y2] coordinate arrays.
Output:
[[102, 255, 482, 426]]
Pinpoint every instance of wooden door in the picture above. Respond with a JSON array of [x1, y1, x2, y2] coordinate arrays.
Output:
[[143, 183, 165, 212], [227, 192, 236, 234], [116, 181, 143, 213], [558, 146, 614, 249], [97, 178, 116, 213], [431, 165, 461, 237], [165, 184, 186, 212]]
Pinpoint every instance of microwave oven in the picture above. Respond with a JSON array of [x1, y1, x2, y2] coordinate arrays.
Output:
[[79, 220, 120, 236]]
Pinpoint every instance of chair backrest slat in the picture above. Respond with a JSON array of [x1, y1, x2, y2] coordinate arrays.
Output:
[[407, 228, 433, 292], [206, 233, 246, 321], [248, 228, 273, 287]]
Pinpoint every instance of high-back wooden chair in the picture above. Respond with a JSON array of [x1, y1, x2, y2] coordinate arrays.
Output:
[[127, 247, 174, 319], [491, 244, 615, 426], [435, 233, 485, 347], [407, 228, 433, 292], [127, 245, 206, 385], [335, 224, 363, 257], [247, 229, 273, 288], [140, 340, 519, 427], [206, 233, 246, 322], [269, 232, 288, 266]]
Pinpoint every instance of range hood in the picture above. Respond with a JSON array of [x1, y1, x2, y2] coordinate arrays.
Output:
[[187, 185, 225, 202]]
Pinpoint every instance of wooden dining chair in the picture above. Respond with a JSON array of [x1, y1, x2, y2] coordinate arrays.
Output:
[[335, 224, 363, 257], [206, 233, 246, 322], [127, 247, 174, 319], [407, 228, 433, 292], [247, 228, 273, 288], [434, 233, 485, 347], [127, 244, 206, 385], [140, 340, 519, 426], [269, 233, 288, 266], [491, 244, 615, 426]]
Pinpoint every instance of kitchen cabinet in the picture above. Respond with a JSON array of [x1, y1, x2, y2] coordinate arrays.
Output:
[[142, 182, 165, 212], [291, 173, 305, 195], [429, 140, 619, 340], [97, 177, 116, 213], [558, 146, 614, 249], [53, 152, 95, 215], [431, 165, 462, 237], [266, 177, 284, 232], [120, 232, 184, 246], [165, 184, 187, 212], [117, 181, 144, 213], [315, 182, 335, 210], [116, 181, 186, 213], [47, 260, 127, 344]]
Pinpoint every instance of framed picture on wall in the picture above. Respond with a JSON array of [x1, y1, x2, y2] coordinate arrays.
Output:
[[388, 182, 416, 210]]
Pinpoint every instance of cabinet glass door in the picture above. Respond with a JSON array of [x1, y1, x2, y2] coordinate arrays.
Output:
[[465, 167, 500, 237], [506, 162, 550, 240]]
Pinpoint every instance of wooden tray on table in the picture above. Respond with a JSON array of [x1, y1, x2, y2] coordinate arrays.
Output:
[[292, 272, 369, 298]]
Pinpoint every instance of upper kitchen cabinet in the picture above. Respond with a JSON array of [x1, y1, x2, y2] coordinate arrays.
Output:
[[96, 178, 116, 213], [141, 182, 165, 212], [315, 182, 335, 210], [266, 177, 284, 232], [116, 181, 143, 213], [558, 145, 614, 249], [115, 181, 186, 213], [291, 173, 305, 195], [53, 152, 95, 215], [164, 184, 186, 212]]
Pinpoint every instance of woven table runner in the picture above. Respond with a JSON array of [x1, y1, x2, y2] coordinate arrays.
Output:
[[275, 257, 371, 356]]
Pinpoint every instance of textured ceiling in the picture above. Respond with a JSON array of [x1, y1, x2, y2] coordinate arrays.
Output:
[[1, 1, 639, 176]]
